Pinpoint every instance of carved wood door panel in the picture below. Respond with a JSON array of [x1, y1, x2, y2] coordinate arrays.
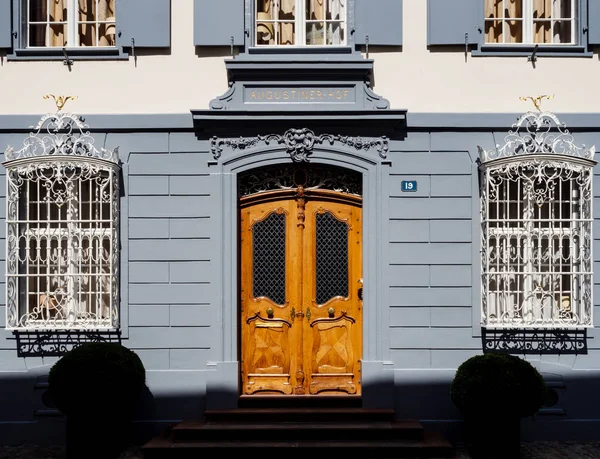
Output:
[[240, 190, 362, 396]]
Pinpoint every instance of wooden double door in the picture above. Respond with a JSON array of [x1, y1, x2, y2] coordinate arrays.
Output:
[[240, 188, 362, 395]]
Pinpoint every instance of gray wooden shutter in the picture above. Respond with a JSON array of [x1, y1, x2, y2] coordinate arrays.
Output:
[[117, 0, 171, 48], [354, 0, 403, 46], [194, 0, 245, 46], [588, 0, 600, 45], [427, 0, 481, 45], [0, 0, 12, 49]]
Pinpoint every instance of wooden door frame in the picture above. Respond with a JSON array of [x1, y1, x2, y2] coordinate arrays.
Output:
[[205, 147, 394, 410]]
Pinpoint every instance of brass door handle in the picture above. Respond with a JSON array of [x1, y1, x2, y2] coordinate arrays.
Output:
[[328, 307, 335, 318], [266, 307, 274, 318]]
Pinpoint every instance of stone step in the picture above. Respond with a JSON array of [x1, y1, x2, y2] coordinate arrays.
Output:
[[142, 430, 455, 459], [171, 418, 425, 442], [204, 407, 397, 423]]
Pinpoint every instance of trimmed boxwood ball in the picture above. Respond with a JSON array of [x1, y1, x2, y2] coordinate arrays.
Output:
[[450, 353, 547, 419], [48, 342, 146, 418]]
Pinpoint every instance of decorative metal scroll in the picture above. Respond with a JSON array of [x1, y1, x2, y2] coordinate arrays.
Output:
[[477, 111, 595, 164], [5, 111, 119, 164], [482, 328, 587, 355], [4, 111, 120, 331], [14, 330, 122, 358], [211, 127, 389, 162], [478, 111, 596, 330], [239, 164, 362, 198]]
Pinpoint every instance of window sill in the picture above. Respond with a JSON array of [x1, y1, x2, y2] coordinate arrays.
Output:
[[8, 47, 129, 61], [473, 44, 592, 57], [248, 45, 354, 55]]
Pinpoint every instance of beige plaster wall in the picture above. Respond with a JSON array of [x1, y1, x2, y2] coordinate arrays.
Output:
[[0, 0, 597, 115]]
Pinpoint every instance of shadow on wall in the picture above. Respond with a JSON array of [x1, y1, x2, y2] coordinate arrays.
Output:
[[392, 360, 600, 443], [2, 359, 600, 446], [0, 369, 208, 447]]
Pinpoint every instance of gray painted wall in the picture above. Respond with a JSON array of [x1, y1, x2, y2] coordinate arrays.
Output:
[[0, 117, 599, 444]]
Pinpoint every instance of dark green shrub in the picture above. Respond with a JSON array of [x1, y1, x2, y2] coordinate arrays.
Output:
[[48, 342, 146, 418], [450, 353, 547, 419]]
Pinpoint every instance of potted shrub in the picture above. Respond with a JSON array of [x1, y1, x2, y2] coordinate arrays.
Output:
[[450, 353, 547, 459], [48, 342, 146, 459]]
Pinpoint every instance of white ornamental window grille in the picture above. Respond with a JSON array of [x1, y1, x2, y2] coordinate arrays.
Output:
[[255, 0, 346, 46], [478, 111, 596, 329], [4, 111, 120, 330]]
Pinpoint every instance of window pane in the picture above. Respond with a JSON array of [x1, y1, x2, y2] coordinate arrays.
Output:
[[49, 0, 67, 22], [504, 20, 523, 43], [78, 0, 116, 46], [533, 0, 551, 19], [553, 20, 572, 43], [78, 0, 115, 21], [29, 0, 47, 22], [278, 22, 295, 45], [326, 21, 344, 45], [49, 23, 66, 46], [534, 20, 551, 43], [506, 0, 523, 19], [553, 0, 572, 19], [256, 0, 275, 44], [306, 0, 325, 20], [29, 24, 47, 46], [79, 23, 97, 46], [485, 0, 502, 19], [279, 0, 294, 20], [326, 0, 344, 21], [485, 20, 503, 43], [306, 22, 324, 45]]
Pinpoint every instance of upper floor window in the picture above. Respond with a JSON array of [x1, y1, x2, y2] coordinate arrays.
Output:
[[478, 110, 595, 329], [255, 0, 346, 46], [484, 0, 578, 45], [24, 0, 116, 48], [4, 109, 120, 330]]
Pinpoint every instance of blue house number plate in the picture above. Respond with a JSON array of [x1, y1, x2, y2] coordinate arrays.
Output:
[[401, 181, 417, 192]]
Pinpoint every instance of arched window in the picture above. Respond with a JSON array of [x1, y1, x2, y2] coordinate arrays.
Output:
[[4, 111, 120, 330], [478, 111, 595, 328]]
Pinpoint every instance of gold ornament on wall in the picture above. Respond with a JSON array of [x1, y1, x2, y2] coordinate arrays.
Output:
[[44, 94, 78, 111], [519, 94, 554, 112]]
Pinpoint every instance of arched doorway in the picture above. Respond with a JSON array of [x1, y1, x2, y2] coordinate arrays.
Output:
[[239, 165, 363, 396]]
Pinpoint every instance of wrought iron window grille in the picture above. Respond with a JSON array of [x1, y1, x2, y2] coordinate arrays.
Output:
[[478, 110, 596, 330], [4, 110, 120, 331]]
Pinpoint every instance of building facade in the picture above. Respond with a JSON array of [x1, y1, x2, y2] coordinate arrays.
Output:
[[1, 0, 600, 445]]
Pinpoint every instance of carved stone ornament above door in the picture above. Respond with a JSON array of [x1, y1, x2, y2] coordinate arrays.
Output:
[[210, 127, 389, 161]]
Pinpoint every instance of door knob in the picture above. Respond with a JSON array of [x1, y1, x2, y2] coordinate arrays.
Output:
[[328, 307, 335, 317], [266, 307, 274, 318]]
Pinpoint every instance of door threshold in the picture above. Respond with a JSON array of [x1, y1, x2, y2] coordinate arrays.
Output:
[[238, 394, 362, 408]]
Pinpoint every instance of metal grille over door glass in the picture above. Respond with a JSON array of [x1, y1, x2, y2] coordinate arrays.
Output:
[[253, 212, 286, 304], [316, 212, 348, 304]]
